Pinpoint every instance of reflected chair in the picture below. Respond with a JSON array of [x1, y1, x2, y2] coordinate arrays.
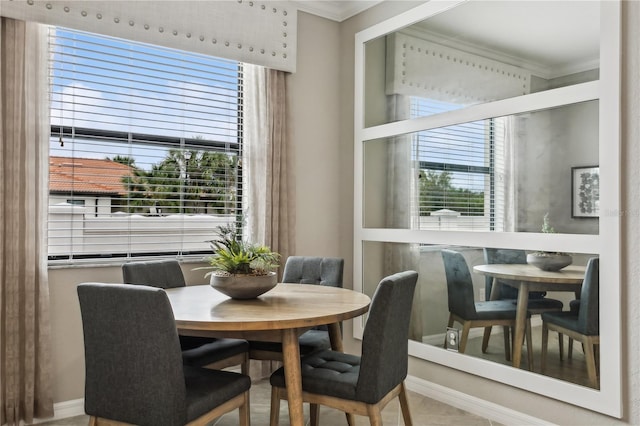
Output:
[[442, 249, 533, 366], [269, 270, 418, 426], [482, 248, 564, 354], [77, 283, 251, 426], [542, 257, 600, 388], [248, 256, 344, 361], [122, 260, 249, 373]]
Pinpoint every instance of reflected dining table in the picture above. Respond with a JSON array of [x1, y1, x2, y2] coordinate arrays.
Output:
[[472, 264, 586, 369], [165, 283, 371, 426]]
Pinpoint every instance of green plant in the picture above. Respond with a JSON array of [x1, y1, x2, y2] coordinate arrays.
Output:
[[201, 223, 280, 277], [534, 213, 568, 256]]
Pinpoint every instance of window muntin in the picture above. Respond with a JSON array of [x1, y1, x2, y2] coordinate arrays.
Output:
[[48, 28, 243, 262]]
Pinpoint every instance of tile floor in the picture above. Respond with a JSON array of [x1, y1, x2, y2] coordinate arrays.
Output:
[[37, 378, 500, 426]]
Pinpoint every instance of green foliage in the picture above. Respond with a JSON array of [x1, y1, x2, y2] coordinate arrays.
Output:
[[121, 149, 238, 215], [204, 224, 280, 276], [541, 212, 555, 233], [418, 170, 485, 216]]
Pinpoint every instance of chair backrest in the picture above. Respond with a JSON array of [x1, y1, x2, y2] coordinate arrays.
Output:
[[282, 256, 344, 287], [122, 259, 186, 289], [77, 283, 187, 426], [441, 249, 478, 319], [483, 248, 525, 300], [577, 257, 599, 335], [356, 270, 418, 403]]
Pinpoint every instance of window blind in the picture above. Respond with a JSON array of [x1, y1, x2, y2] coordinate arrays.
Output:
[[48, 27, 244, 262], [411, 97, 506, 231]]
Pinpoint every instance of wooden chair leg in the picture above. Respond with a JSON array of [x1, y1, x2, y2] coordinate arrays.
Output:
[[558, 332, 564, 361], [346, 412, 356, 426], [367, 405, 383, 426], [504, 326, 511, 361], [89, 417, 98, 426], [269, 386, 281, 426], [482, 326, 492, 353], [310, 403, 321, 426], [239, 391, 250, 426], [583, 338, 599, 388], [398, 382, 413, 426], [241, 353, 249, 376], [568, 337, 574, 359], [459, 322, 471, 353], [541, 323, 549, 374]]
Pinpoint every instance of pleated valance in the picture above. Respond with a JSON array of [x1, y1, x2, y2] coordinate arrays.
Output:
[[0, 0, 297, 72]]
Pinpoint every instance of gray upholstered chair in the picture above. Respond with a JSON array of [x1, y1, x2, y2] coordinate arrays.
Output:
[[482, 248, 563, 353], [122, 260, 249, 373], [542, 257, 600, 388], [77, 282, 251, 426], [441, 249, 533, 366], [269, 270, 418, 426], [249, 256, 344, 361]]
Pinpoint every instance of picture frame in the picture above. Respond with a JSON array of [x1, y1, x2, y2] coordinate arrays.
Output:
[[571, 166, 599, 218]]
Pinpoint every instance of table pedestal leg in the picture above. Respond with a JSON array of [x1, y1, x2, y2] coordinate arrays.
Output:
[[512, 283, 529, 368], [282, 329, 304, 426], [328, 322, 343, 352]]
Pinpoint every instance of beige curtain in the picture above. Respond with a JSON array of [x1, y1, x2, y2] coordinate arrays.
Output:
[[243, 64, 294, 378], [0, 18, 54, 425], [384, 94, 423, 341]]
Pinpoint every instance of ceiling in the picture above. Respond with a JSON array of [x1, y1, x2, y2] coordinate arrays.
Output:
[[290, 0, 382, 22]]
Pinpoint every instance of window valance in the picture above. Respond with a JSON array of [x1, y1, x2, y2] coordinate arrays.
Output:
[[1, 0, 297, 72], [386, 32, 531, 104]]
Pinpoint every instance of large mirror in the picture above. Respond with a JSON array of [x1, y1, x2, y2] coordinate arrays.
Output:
[[354, 0, 620, 417]]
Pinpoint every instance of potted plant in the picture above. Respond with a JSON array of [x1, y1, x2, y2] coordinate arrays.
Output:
[[199, 223, 281, 299], [526, 213, 573, 271]]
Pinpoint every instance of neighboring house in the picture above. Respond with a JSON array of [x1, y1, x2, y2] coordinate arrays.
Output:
[[49, 156, 133, 216]]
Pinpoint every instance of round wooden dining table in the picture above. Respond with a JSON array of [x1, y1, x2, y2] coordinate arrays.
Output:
[[165, 283, 371, 426], [473, 264, 585, 369]]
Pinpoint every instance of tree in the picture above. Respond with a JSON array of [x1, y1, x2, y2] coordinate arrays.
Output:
[[122, 149, 238, 215], [418, 170, 485, 216]]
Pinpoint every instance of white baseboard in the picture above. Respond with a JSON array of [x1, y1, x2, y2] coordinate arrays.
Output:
[[38, 374, 553, 426], [405, 374, 555, 426], [31, 399, 85, 424]]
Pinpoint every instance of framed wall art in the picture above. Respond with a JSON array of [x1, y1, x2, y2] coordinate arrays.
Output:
[[571, 166, 599, 218]]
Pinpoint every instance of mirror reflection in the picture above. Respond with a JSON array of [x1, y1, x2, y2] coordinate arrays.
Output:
[[363, 101, 599, 234], [364, 1, 600, 127], [362, 241, 599, 389]]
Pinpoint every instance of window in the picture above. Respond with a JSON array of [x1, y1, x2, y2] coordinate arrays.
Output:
[[411, 98, 506, 231], [48, 28, 243, 262]]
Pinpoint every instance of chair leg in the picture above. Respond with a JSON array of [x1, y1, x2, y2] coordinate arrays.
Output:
[[482, 326, 493, 353], [345, 412, 356, 426], [568, 337, 574, 359], [558, 332, 564, 361], [583, 339, 599, 388], [239, 391, 250, 426], [367, 405, 383, 426], [541, 323, 549, 374], [398, 382, 413, 426], [269, 386, 281, 426], [89, 417, 98, 426], [525, 319, 533, 371], [504, 326, 511, 361], [310, 404, 320, 426], [241, 353, 249, 376], [459, 322, 471, 353]]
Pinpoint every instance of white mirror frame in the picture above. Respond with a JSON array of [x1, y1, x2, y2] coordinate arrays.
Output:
[[353, 0, 621, 417]]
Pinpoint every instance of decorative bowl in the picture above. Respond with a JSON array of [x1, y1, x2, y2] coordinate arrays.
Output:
[[209, 272, 277, 299], [526, 253, 573, 272]]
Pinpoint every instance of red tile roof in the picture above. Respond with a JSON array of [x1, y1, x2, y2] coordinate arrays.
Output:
[[49, 156, 134, 195]]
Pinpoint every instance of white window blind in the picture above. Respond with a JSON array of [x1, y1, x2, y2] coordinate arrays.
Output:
[[411, 97, 506, 231], [48, 27, 244, 262]]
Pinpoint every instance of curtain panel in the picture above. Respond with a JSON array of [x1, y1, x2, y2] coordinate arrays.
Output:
[[0, 17, 53, 425], [242, 63, 294, 379]]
